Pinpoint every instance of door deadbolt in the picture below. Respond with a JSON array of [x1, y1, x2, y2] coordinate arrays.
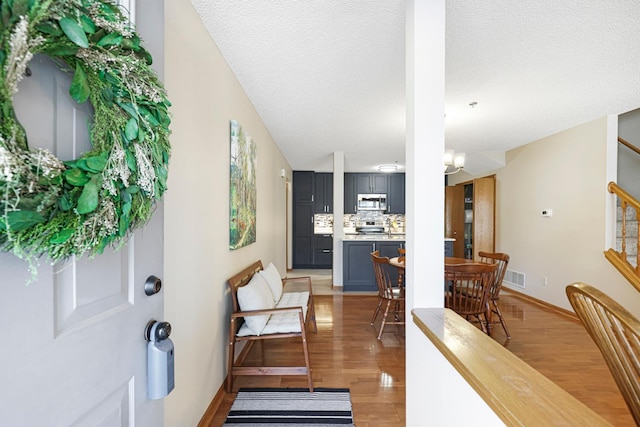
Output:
[[145, 275, 162, 296]]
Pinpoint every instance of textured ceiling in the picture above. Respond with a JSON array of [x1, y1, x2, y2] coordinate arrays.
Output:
[[191, 0, 640, 174]]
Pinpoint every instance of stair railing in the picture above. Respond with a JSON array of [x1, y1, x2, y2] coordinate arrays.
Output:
[[606, 181, 640, 292], [606, 137, 640, 292], [619, 136, 640, 156]]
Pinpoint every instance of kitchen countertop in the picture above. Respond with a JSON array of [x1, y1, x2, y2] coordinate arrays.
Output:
[[343, 234, 406, 241], [324, 234, 454, 241]]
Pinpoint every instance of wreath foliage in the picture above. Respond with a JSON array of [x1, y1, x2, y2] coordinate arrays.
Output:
[[0, 0, 171, 274]]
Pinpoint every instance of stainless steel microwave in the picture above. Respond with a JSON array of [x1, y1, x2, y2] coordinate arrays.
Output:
[[357, 194, 387, 211]]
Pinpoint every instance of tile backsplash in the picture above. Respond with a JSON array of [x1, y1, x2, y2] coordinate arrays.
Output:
[[314, 213, 405, 234]]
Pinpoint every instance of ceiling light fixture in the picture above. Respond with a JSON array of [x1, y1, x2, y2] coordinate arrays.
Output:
[[378, 164, 398, 173], [444, 149, 465, 175]]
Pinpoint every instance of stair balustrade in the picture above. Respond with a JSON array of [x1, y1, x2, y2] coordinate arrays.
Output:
[[606, 181, 640, 292]]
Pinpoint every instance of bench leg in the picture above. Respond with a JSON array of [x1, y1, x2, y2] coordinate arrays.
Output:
[[299, 311, 314, 392], [226, 318, 237, 392]]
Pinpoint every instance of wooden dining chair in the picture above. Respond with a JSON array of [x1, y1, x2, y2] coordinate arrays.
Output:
[[370, 251, 405, 339], [566, 283, 640, 425], [478, 251, 511, 338], [444, 262, 499, 334]]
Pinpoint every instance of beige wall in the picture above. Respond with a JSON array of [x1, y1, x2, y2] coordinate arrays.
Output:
[[163, 1, 291, 425], [161, 2, 640, 425], [454, 117, 640, 315]]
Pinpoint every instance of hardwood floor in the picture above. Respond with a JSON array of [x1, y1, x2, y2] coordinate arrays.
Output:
[[204, 291, 634, 426]]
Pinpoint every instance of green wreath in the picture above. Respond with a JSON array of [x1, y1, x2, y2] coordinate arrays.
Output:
[[0, 0, 171, 273]]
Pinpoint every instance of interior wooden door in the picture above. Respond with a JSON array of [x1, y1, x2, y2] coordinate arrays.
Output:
[[473, 175, 496, 260], [444, 185, 465, 257]]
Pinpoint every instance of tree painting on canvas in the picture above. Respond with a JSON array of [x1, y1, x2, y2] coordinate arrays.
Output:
[[229, 120, 257, 249]]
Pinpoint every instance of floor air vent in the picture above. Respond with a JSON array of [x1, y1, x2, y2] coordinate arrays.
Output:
[[504, 269, 526, 289]]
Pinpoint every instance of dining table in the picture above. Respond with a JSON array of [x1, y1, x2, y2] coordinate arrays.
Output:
[[389, 256, 405, 269], [388, 256, 405, 287], [446, 256, 487, 265], [389, 256, 481, 268], [392, 256, 495, 333]]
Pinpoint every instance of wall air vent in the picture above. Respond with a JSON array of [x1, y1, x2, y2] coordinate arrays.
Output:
[[504, 269, 526, 289]]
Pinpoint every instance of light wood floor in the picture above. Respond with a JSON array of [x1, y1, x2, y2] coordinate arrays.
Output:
[[204, 291, 635, 426]]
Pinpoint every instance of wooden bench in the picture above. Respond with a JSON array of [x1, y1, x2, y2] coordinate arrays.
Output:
[[226, 260, 317, 392]]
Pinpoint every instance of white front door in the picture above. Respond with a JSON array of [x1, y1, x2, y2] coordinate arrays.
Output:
[[0, 3, 167, 426]]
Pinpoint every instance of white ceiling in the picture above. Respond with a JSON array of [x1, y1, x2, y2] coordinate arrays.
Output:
[[191, 0, 640, 174]]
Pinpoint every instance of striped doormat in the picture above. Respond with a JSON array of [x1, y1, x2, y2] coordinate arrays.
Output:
[[223, 388, 354, 426]]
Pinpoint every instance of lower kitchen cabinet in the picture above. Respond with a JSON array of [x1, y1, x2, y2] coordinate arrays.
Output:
[[445, 240, 454, 257], [293, 236, 314, 267], [343, 240, 404, 292], [314, 234, 333, 269], [293, 202, 314, 268]]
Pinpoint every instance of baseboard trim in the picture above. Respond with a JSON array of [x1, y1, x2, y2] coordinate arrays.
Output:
[[502, 287, 579, 322], [197, 385, 226, 427], [197, 341, 255, 426]]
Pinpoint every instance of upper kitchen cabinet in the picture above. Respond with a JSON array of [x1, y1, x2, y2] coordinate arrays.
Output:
[[344, 174, 357, 213], [314, 173, 333, 213], [355, 173, 388, 194], [387, 173, 405, 214], [293, 171, 314, 202], [345, 173, 404, 213], [444, 175, 495, 260]]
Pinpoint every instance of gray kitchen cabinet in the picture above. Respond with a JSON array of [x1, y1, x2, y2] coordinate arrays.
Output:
[[445, 240, 453, 257], [344, 174, 357, 213], [314, 234, 333, 268], [314, 173, 333, 213], [293, 202, 314, 268], [355, 173, 388, 194], [387, 173, 405, 214], [294, 171, 314, 202], [293, 171, 333, 268], [345, 173, 404, 213], [343, 240, 405, 291], [293, 171, 315, 268]]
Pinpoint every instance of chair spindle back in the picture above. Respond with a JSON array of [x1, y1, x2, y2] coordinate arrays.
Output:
[[566, 283, 640, 425]]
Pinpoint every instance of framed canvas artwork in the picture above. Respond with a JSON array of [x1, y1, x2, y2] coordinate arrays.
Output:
[[229, 120, 257, 250]]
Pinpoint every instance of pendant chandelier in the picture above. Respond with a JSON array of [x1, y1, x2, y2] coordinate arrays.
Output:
[[444, 149, 465, 175]]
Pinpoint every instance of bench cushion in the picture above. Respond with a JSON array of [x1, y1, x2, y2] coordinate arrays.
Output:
[[237, 273, 275, 335], [237, 291, 310, 337], [259, 262, 284, 303]]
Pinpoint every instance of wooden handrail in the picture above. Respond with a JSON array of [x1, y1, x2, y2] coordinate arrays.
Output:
[[618, 136, 640, 157], [412, 308, 613, 426], [606, 181, 640, 292], [608, 182, 640, 213]]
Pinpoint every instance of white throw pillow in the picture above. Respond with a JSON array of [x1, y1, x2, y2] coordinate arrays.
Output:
[[237, 273, 275, 335], [259, 262, 284, 303]]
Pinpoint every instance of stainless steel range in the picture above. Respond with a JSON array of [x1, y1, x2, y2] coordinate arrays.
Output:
[[355, 211, 385, 234], [355, 220, 385, 234]]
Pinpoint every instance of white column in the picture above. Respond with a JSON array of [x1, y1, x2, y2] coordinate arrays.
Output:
[[332, 152, 345, 286], [405, 2, 506, 425]]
